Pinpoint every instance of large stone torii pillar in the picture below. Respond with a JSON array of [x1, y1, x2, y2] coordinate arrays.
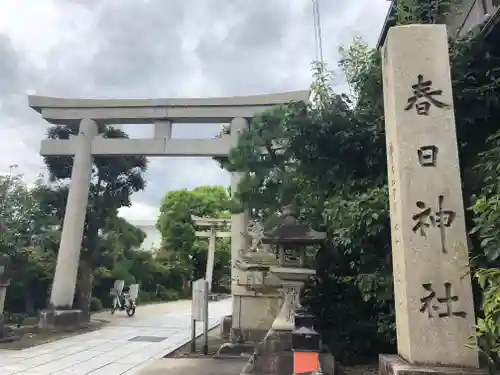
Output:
[[29, 90, 309, 330]]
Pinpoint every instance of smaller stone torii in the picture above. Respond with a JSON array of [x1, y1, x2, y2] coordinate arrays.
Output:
[[191, 215, 231, 292]]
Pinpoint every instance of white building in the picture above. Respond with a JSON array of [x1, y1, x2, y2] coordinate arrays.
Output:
[[128, 220, 162, 253]]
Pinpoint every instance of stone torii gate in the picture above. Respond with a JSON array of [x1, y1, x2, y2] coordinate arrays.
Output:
[[191, 215, 230, 292], [29, 91, 309, 329]]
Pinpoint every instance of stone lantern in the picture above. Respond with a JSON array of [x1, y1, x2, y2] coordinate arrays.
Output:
[[262, 203, 326, 332], [241, 205, 326, 375]]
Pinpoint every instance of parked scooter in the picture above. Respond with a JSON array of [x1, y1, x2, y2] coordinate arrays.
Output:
[[110, 280, 139, 317]]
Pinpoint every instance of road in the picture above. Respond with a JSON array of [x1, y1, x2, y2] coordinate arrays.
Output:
[[0, 298, 231, 375], [92, 299, 194, 326]]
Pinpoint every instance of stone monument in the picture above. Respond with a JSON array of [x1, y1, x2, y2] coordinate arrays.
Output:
[[28, 91, 309, 329], [380, 24, 484, 374], [216, 219, 283, 357], [231, 219, 283, 341]]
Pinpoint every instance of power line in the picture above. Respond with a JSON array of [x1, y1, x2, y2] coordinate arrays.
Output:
[[311, 0, 324, 66], [315, 0, 324, 65], [312, 0, 319, 61]]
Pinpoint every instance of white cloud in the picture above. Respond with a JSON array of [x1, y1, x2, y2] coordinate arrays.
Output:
[[119, 202, 159, 223], [0, 0, 390, 222]]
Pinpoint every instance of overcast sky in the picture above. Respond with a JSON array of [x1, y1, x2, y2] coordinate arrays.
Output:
[[0, 0, 390, 223]]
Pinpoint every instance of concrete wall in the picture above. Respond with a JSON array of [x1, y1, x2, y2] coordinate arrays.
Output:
[[445, 0, 498, 37], [377, 0, 499, 49]]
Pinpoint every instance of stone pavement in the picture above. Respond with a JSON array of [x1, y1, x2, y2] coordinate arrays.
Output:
[[0, 298, 231, 375], [138, 358, 248, 375]]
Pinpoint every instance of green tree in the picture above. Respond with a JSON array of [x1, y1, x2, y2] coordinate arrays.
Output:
[[90, 216, 147, 303], [44, 124, 147, 320], [157, 189, 197, 258], [468, 129, 500, 371], [223, 19, 500, 360], [157, 185, 231, 283], [103, 216, 147, 254], [0, 168, 59, 314], [224, 56, 393, 361]]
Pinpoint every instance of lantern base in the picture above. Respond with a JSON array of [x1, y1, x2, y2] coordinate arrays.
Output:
[[215, 341, 256, 359], [241, 329, 336, 375], [241, 329, 293, 375], [38, 308, 83, 331], [215, 328, 273, 358], [218, 314, 279, 343], [379, 355, 487, 375]]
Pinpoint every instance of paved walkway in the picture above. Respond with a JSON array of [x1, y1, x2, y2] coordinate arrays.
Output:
[[138, 358, 248, 375], [92, 299, 195, 326], [0, 299, 231, 375]]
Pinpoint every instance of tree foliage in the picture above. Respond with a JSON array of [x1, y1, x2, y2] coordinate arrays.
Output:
[[226, 55, 395, 361], [224, 2, 500, 362], [157, 185, 231, 289], [0, 123, 233, 322], [469, 127, 500, 370], [0, 169, 192, 320], [0, 168, 59, 315], [42, 123, 148, 318]]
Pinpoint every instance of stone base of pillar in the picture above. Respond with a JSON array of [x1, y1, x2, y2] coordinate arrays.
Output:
[[38, 309, 83, 331], [241, 329, 292, 375], [217, 293, 281, 357], [220, 315, 269, 342], [232, 295, 282, 335], [379, 355, 487, 375], [215, 341, 256, 359], [230, 327, 271, 343], [215, 315, 270, 359]]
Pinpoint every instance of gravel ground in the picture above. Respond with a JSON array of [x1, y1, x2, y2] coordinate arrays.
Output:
[[342, 363, 379, 375]]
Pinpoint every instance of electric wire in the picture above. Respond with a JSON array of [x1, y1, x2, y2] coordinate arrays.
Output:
[[311, 0, 324, 68]]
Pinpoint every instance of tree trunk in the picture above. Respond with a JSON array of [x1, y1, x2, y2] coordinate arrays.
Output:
[[24, 288, 35, 316], [76, 263, 93, 322]]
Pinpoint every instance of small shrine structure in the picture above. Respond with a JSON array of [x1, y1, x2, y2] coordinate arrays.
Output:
[[243, 203, 326, 375]]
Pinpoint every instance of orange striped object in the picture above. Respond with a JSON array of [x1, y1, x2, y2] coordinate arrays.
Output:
[[293, 350, 319, 374]]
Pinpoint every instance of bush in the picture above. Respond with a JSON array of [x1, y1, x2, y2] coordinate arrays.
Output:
[[157, 285, 180, 301], [180, 288, 191, 299], [138, 290, 152, 303], [470, 268, 500, 372], [157, 285, 168, 299], [5, 313, 27, 327], [90, 297, 103, 312], [165, 289, 179, 301]]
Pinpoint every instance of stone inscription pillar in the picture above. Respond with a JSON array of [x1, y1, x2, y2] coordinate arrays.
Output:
[[49, 118, 98, 308], [382, 25, 478, 367], [229, 117, 249, 330]]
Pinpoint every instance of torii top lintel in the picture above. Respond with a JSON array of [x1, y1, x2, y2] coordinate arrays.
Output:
[[28, 90, 310, 125]]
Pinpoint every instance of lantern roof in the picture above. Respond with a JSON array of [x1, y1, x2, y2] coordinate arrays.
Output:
[[262, 203, 326, 245]]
